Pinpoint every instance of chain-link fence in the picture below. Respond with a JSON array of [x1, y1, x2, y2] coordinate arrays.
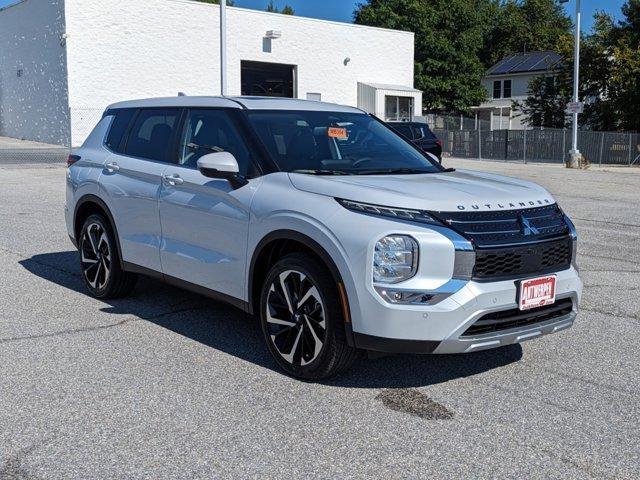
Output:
[[426, 114, 640, 166], [2, 111, 639, 166]]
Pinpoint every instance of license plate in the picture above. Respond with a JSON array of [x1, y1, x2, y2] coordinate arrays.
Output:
[[518, 275, 556, 311]]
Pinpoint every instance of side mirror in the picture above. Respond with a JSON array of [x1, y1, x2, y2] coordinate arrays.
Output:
[[197, 152, 248, 188]]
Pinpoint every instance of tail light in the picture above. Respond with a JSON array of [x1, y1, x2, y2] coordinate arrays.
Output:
[[67, 154, 81, 167], [435, 139, 443, 148]]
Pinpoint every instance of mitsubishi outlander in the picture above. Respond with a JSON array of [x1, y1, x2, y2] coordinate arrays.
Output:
[[65, 97, 582, 379]]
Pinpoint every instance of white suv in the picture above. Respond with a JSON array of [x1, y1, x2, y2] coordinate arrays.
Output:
[[65, 96, 582, 379]]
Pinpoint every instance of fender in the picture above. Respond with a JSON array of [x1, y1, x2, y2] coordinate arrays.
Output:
[[73, 194, 125, 270], [248, 229, 356, 345]]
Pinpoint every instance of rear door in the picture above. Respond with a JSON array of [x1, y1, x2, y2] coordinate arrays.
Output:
[[158, 108, 258, 299], [99, 107, 182, 271]]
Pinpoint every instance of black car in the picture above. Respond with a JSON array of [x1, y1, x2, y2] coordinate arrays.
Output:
[[388, 121, 442, 162]]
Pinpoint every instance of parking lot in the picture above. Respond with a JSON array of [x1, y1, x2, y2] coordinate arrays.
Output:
[[1, 159, 638, 479]]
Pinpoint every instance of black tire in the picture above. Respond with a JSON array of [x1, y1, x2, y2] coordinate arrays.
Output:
[[259, 252, 359, 380], [79, 214, 137, 299]]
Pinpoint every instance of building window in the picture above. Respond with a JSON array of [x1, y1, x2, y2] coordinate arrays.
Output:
[[385, 96, 413, 121], [493, 80, 501, 99], [503, 80, 512, 98]]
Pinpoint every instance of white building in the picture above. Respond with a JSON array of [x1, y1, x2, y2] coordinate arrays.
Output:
[[0, 0, 420, 146], [473, 51, 561, 130]]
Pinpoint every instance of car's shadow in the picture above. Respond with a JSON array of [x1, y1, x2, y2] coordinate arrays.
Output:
[[19, 250, 523, 388]]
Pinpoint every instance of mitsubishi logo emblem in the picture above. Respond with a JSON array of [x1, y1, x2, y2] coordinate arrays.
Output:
[[519, 215, 539, 236]]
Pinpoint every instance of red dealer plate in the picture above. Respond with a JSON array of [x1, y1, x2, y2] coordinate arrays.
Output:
[[518, 275, 556, 311]]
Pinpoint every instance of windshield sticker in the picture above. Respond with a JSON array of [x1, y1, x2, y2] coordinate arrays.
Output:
[[328, 127, 348, 139]]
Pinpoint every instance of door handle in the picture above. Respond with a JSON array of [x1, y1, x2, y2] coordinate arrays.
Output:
[[162, 173, 184, 186], [105, 162, 120, 173]]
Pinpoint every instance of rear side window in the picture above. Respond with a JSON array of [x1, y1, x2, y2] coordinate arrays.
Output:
[[412, 125, 436, 140], [124, 108, 180, 162], [393, 124, 413, 139], [105, 109, 135, 152]]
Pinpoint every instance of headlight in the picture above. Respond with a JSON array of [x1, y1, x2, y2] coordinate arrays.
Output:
[[337, 199, 441, 225], [373, 235, 418, 283]]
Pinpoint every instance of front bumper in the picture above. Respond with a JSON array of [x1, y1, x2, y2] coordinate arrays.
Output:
[[351, 267, 582, 354]]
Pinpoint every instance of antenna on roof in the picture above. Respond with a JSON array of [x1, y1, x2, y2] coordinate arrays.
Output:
[[178, 92, 187, 96]]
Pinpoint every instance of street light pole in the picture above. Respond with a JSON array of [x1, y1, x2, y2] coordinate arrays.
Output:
[[568, 0, 582, 167], [220, 0, 227, 96]]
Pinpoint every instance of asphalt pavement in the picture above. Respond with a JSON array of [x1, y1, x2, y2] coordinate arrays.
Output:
[[0, 160, 638, 479]]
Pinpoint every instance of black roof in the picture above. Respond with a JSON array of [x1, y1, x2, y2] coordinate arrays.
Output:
[[486, 51, 562, 76]]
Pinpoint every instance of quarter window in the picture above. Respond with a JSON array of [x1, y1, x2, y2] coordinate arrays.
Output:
[[178, 109, 253, 176], [105, 109, 135, 153], [124, 108, 180, 162]]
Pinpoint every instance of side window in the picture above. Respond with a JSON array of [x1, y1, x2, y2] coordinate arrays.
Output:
[[178, 109, 252, 176], [124, 108, 180, 162], [105, 109, 135, 153], [412, 125, 425, 140]]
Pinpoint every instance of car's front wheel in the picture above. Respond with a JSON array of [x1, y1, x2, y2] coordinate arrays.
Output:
[[79, 214, 137, 299], [259, 253, 358, 380]]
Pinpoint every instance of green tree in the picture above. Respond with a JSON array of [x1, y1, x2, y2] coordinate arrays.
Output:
[[480, 0, 572, 68], [354, 0, 488, 112], [266, 1, 295, 15], [607, 0, 640, 130], [514, 75, 570, 128], [519, 1, 640, 131]]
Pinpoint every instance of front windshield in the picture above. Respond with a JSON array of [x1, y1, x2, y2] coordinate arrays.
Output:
[[246, 110, 442, 175]]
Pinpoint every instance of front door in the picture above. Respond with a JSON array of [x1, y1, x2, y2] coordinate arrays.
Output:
[[159, 109, 257, 300]]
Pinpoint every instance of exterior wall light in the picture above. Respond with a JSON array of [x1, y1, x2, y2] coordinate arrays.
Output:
[[265, 30, 282, 39]]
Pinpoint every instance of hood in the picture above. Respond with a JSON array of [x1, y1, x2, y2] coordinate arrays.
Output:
[[288, 169, 555, 212]]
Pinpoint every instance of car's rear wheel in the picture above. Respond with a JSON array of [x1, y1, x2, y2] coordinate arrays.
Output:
[[79, 214, 137, 299], [259, 252, 358, 380]]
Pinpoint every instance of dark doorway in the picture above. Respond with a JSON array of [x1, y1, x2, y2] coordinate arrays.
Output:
[[241, 61, 296, 97]]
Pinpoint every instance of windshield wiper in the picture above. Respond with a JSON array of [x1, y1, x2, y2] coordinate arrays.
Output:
[[290, 169, 353, 176], [354, 168, 435, 175]]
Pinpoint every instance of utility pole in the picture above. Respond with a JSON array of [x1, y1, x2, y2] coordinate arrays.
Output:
[[220, 0, 227, 96], [562, 0, 582, 168]]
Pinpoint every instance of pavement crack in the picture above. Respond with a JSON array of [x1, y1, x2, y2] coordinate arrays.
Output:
[[580, 307, 639, 322], [578, 253, 640, 265], [0, 306, 207, 345], [573, 217, 640, 229], [0, 318, 139, 344]]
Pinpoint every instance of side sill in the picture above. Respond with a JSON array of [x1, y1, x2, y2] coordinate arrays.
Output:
[[122, 261, 250, 313], [353, 332, 440, 354]]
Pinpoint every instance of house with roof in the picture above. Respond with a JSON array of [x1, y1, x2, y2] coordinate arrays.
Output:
[[473, 51, 562, 130]]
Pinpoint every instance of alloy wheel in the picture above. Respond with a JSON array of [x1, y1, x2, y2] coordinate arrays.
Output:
[[81, 222, 111, 291], [265, 270, 327, 366]]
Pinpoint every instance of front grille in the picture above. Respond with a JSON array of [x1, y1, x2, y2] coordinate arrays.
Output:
[[462, 298, 573, 337], [432, 204, 568, 247], [473, 237, 572, 280]]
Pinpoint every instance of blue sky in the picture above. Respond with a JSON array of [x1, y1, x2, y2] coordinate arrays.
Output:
[[0, 0, 627, 31]]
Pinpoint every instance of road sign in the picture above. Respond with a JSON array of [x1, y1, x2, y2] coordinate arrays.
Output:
[[566, 101, 584, 114]]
